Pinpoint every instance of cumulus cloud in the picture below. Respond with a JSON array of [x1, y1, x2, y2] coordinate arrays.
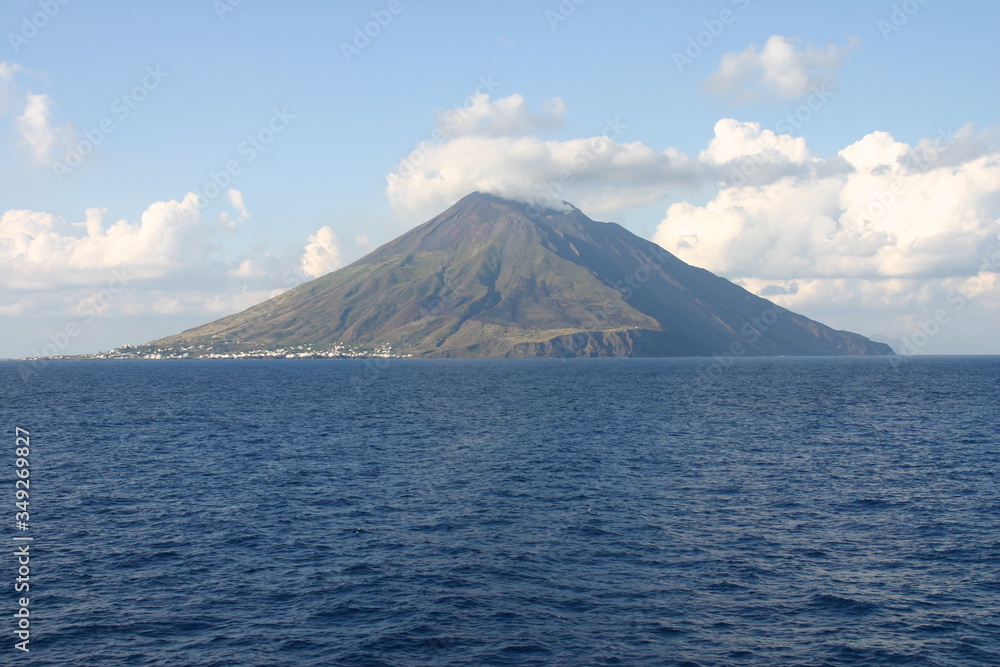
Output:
[[16, 92, 72, 163], [0, 193, 264, 355], [0, 194, 351, 326], [656, 122, 1000, 281], [704, 35, 858, 103], [386, 93, 697, 219], [654, 122, 1000, 345], [0, 188, 350, 298], [300, 226, 343, 278], [0, 64, 76, 163], [216, 189, 250, 230], [1, 194, 361, 351], [0, 192, 241, 290], [440, 93, 566, 138], [731, 272, 1000, 353], [229, 224, 354, 292], [385, 94, 854, 224], [701, 118, 811, 164]]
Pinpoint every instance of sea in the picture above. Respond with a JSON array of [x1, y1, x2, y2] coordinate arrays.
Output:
[[1, 356, 998, 666]]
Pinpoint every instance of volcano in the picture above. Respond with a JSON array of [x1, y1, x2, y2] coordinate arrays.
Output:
[[152, 192, 892, 357]]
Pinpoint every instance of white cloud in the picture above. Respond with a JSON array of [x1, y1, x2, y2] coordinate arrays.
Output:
[[732, 271, 1000, 353], [232, 258, 267, 279], [386, 93, 696, 219], [0, 193, 241, 290], [227, 244, 305, 290], [228, 190, 248, 217], [654, 122, 1000, 346], [216, 189, 250, 229], [656, 123, 1000, 281], [0, 193, 355, 353], [355, 233, 375, 254], [16, 92, 72, 163], [300, 226, 343, 278], [0, 62, 21, 110], [705, 35, 858, 103], [439, 93, 566, 138], [0, 62, 18, 81], [701, 118, 811, 164], [0, 63, 76, 163]]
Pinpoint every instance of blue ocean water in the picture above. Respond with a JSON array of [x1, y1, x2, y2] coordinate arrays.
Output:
[[2, 356, 999, 666]]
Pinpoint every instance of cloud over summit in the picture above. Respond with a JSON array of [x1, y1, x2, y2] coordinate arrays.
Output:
[[385, 93, 697, 219]]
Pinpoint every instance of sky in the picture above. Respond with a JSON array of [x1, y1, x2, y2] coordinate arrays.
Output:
[[1, 0, 998, 357]]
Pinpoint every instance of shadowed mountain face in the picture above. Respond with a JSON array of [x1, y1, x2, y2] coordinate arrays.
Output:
[[153, 192, 893, 357]]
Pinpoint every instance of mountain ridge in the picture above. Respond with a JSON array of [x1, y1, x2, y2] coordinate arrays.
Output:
[[151, 192, 892, 358]]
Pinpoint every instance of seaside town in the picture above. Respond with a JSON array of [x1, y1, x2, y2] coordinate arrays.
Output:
[[24, 343, 411, 361]]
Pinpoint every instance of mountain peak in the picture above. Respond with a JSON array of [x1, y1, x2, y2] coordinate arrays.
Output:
[[152, 193, 893, 358], [354, 191, 586, 265], [456, 190, 578, 217]]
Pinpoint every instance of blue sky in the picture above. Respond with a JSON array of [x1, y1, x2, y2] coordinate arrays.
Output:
[[1, 0, 998, 357]]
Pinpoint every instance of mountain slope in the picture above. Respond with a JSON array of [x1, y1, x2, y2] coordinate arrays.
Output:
[[152, 192, 892, 357]]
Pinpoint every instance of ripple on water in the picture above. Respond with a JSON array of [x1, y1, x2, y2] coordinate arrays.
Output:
[[2, 357, 998, 665]]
